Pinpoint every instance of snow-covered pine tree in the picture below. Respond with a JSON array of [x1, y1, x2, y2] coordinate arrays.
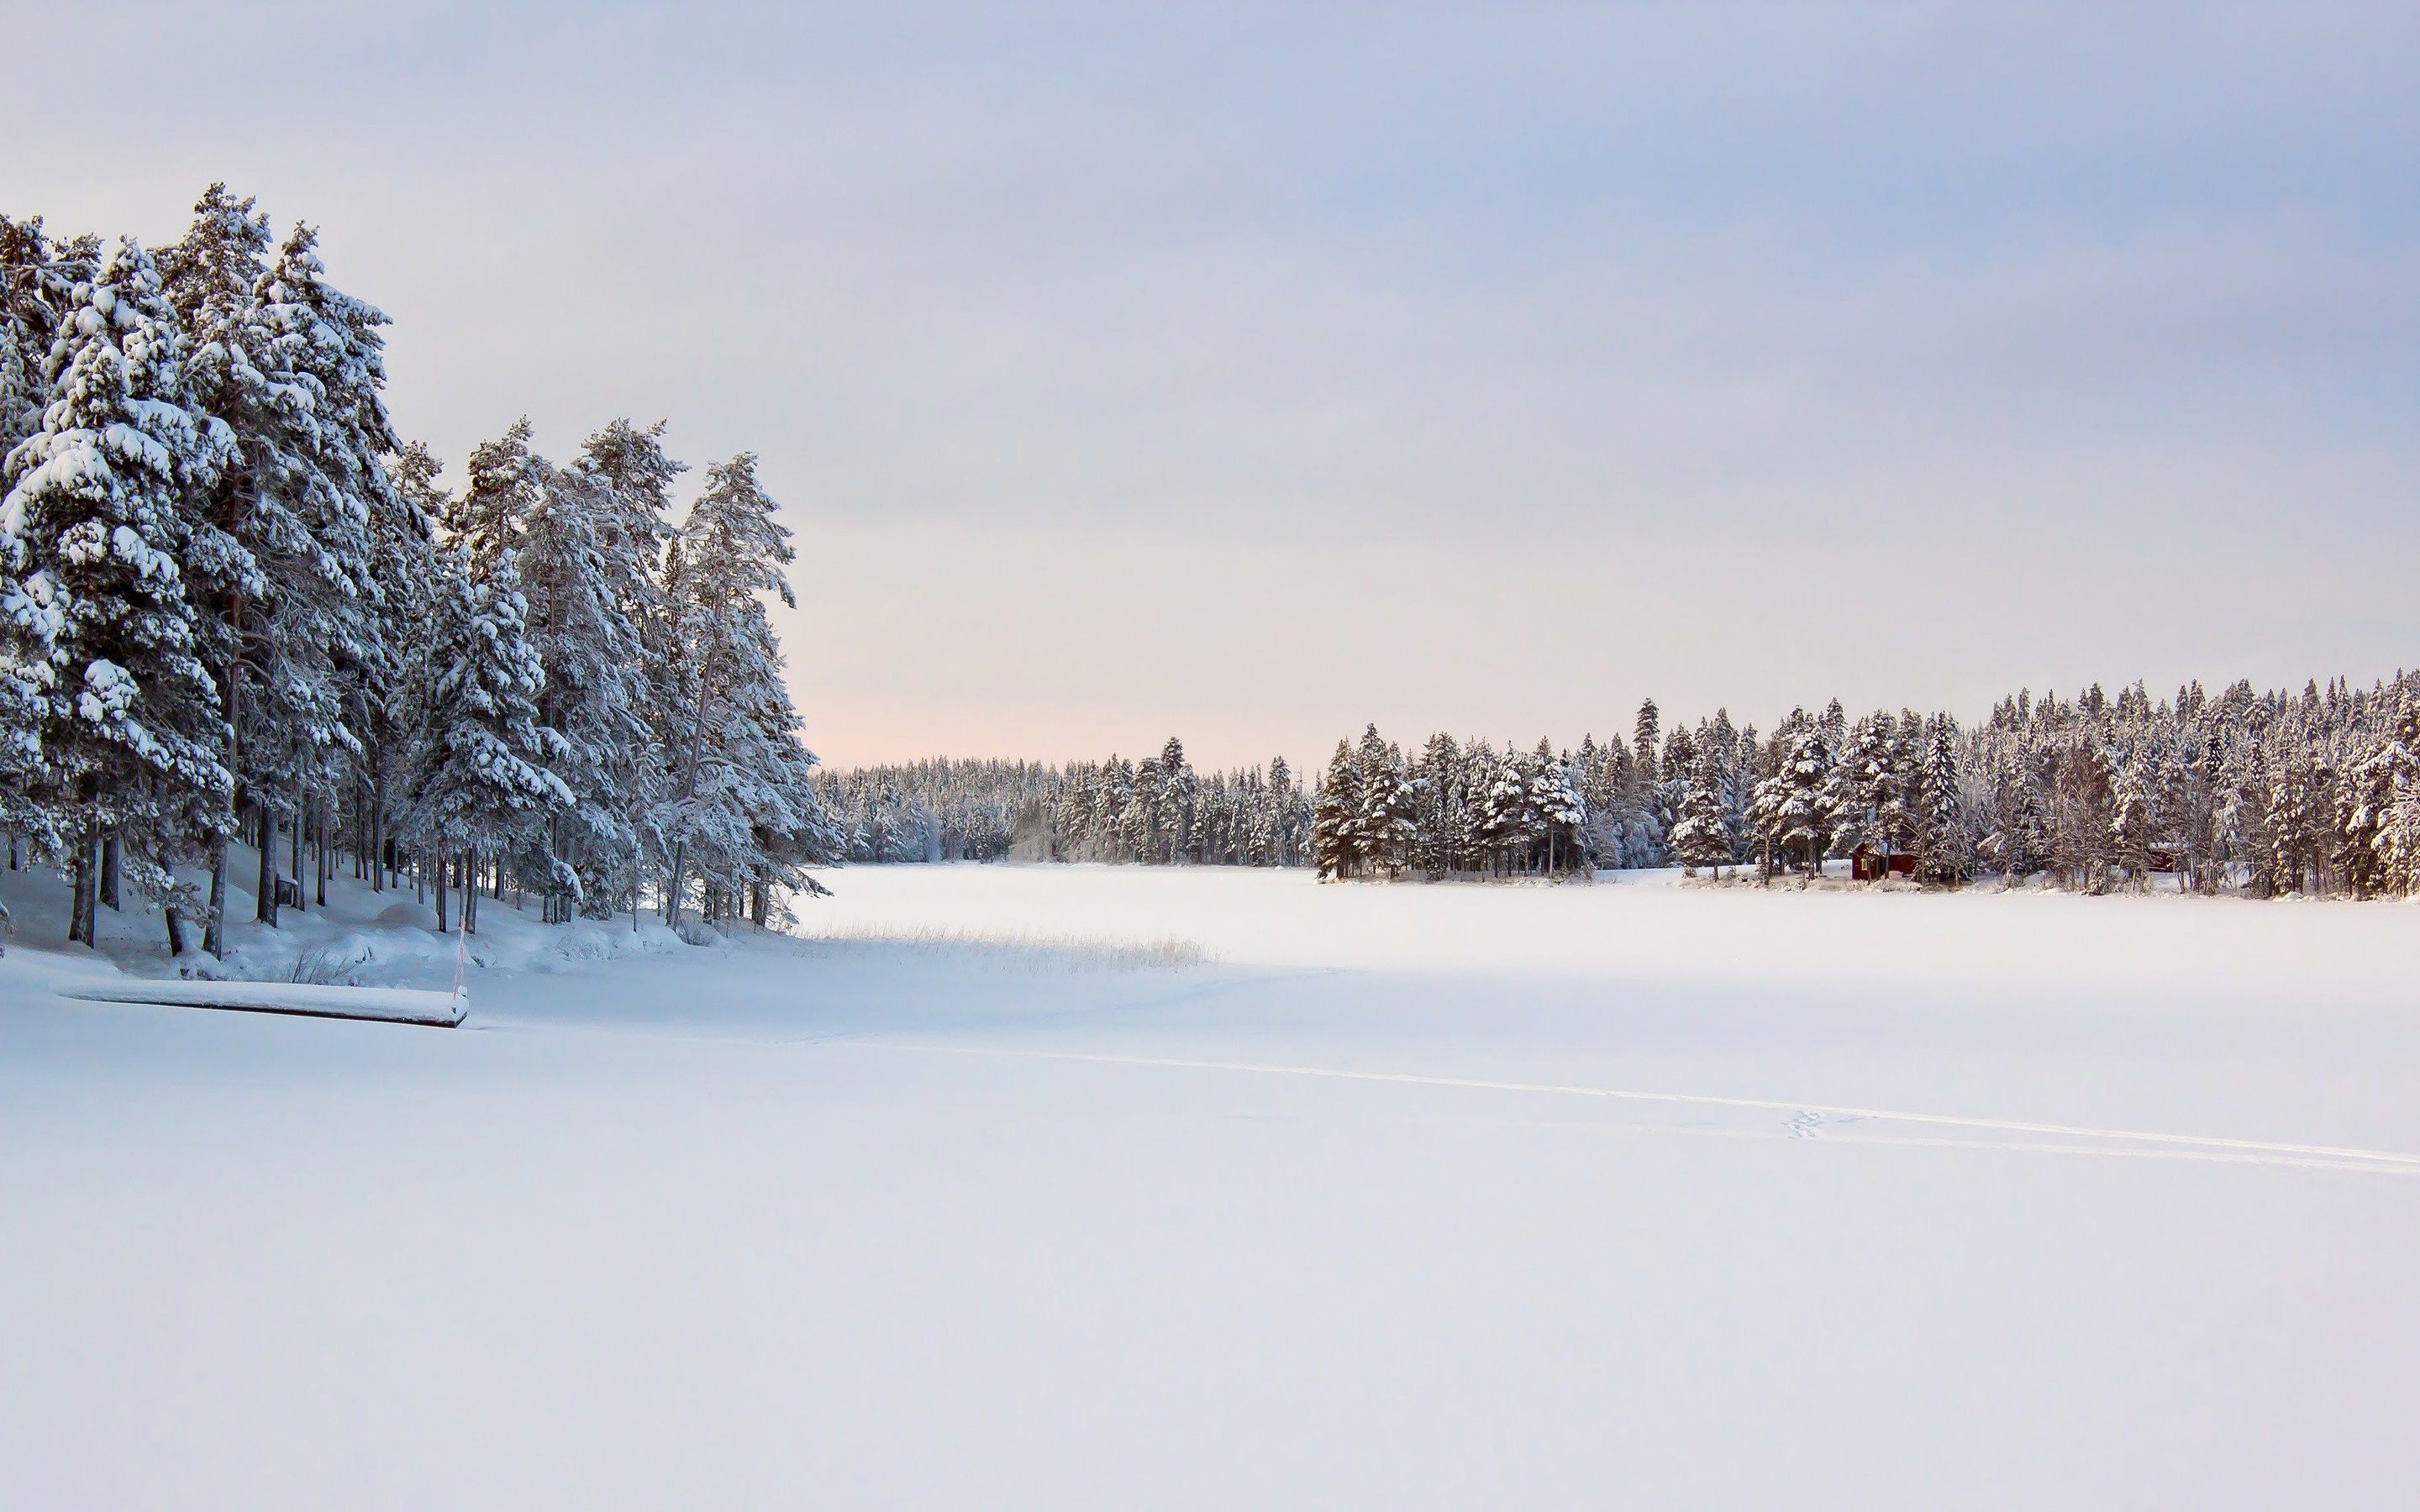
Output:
[[576, 419, 681, 915], [395, 546, 570, 932], [1410, 731, 1465, 876], [1913, 715, 1970, 886], [0, 216, 58, 471], [2337, 698, 2414, 897], [453, 417, 542, 573], [2, 237, 237, 948], [1530, 738, 1586, 875], [1262, 753, 1298, 866], [1828, 711, 1892, 868], [1670, 740, 1730, 878], [514, 457, 649, 919], [1155, 735, 1197, 863], [1746, 756, 1790, 883], [2377, 699, 2420, 896], [359, 440, 444, 903], [160, 184, 280, 942], [0, 217, 63, 848], [254, 221, 404, 916], [1353, 724, 1414, 877], [1311, 739, 1360, 880], [1629, 698, 1668, 864], [2262, 747, 2311, 897], [654, 454, 830, 928], [1476, 742, 1536, 876], [2109, 740, 2154, 889], [1769, 714, 1835, 877], [171, 206, 388, 943]]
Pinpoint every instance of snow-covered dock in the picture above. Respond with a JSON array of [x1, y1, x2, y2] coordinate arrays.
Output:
[[60, 979, 466, 1028]]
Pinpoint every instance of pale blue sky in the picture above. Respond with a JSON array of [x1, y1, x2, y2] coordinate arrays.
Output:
[[6, 3, 2416, 764]]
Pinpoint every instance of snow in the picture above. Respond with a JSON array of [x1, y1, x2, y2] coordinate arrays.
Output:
[[60, 977, 466, 1027], [3, 861, 2417, 1509]]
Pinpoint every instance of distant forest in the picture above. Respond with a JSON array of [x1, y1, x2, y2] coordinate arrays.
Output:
[[817, 739, 1307, 869], [828, 671, 2420, 899]]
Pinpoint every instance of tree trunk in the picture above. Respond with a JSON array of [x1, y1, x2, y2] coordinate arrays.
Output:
[[99, 836, 120, 911], [66, 808, 94, 948], [434, 849, 450, 933], [666, 841, 687, 932], [289, 776, 306, 911], [204, 833, 229, 958], [216, 595, 246, 948], [164, 906, 185, 957], [257, 802, 278, 926], [465, 851, 480, 934]]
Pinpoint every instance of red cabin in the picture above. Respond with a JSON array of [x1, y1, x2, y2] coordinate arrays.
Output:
[[1851, 843, 1918, 881]]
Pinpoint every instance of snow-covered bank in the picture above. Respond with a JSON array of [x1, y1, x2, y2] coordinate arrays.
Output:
[[5, 864, 2418, 1509]]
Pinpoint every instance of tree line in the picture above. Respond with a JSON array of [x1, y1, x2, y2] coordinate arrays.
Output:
[[0, 186, 831, 953], [1310, 674, 2420, 895], [818, 738, 1311, 866]]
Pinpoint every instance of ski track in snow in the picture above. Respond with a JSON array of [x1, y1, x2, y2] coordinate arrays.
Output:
[[842, 1040, 2420, 1175]]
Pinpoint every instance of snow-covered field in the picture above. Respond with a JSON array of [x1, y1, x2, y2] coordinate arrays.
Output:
[[5, 862, 2417, 1509]]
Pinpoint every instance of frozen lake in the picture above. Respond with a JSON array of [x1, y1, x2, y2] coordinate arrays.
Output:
[[5, 863, 2417, 1508]]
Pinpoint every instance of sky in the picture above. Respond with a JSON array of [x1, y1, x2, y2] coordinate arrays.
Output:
[[4, 2, 2416, 769]]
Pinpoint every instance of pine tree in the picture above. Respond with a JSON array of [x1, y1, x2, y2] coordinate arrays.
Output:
[[454, 417, 541, 573], [3, 237, 237, 947], [356, 440, 443, 910], [0, 218, 62, 847], [1311, 739, 1360, 880], [172, 207, 389, 942], [2110, 742, 2154, 888], [506, 459, 637, 916], [396, 548, 569, 932], [1913, 716, 1969, 886], [576, 418, 681, 916], [2338, 700, 2414, 897], [1531, 738, 1586, 875], [1476, 743, 1536, 875], [1353, 724, 1414, 877], [1155, 735, 1197, 863], [1768, 715, 1834, 876], [0, 215, 58, 468], [654, 453, 829, 927], [1670, 741, 1730, 878]]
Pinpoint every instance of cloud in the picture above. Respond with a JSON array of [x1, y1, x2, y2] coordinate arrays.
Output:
[[7, 1, 2416, 764]]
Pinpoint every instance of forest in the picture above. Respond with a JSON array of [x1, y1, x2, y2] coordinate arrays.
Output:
[[0, 188, 833, 953], [829, 676, 2420, 899], [817, 739, 1310, 867], [1306, 679, 2420, 894]]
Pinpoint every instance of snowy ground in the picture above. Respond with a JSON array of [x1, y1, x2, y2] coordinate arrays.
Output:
[[4, 861, 2417, 1509]]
